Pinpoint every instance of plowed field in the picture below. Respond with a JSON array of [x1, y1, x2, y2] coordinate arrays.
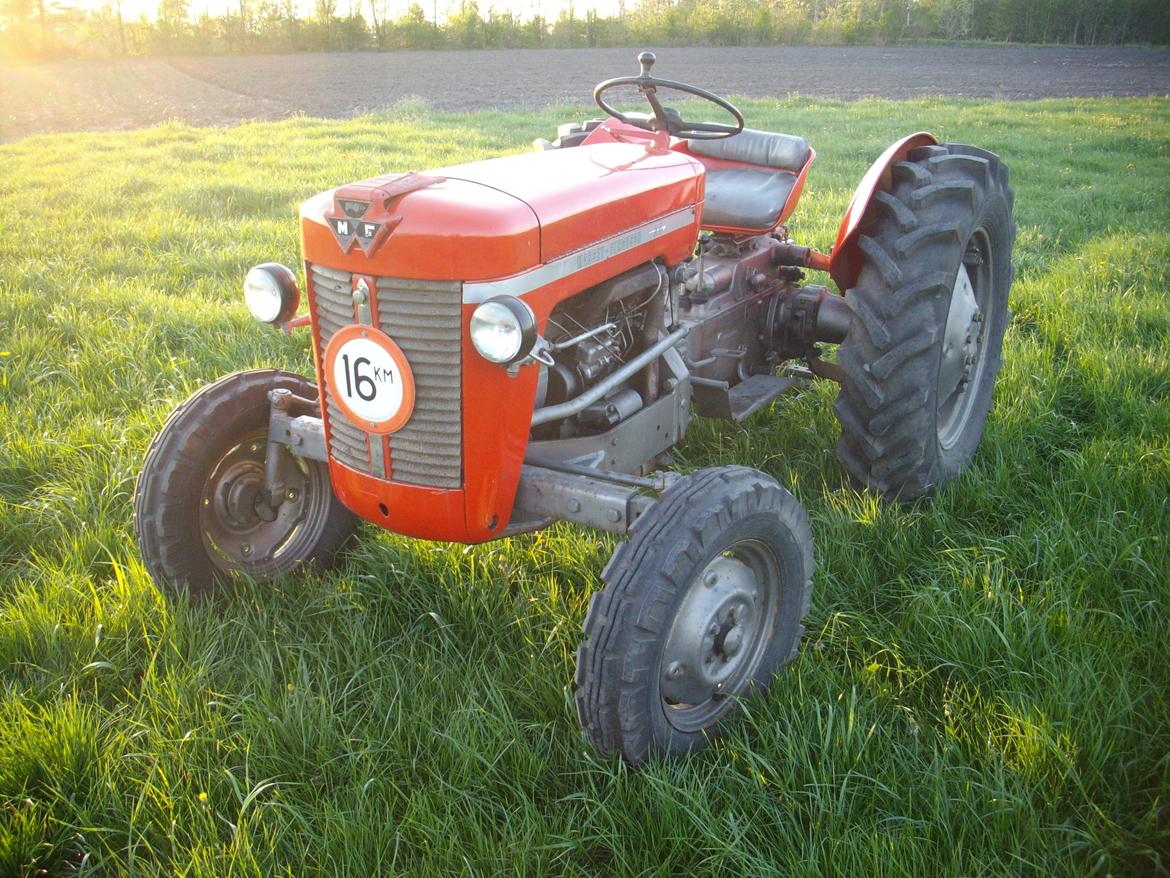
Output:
[[3, 45, 1168, 142]]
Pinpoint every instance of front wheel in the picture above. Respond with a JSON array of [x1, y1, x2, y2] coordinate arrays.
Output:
[[134, 369, 358, 598], [575, 466, 814, 763], [834, 142, 1016, 499]]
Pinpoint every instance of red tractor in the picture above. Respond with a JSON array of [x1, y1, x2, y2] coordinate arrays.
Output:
[[135, 53, 1014, 762]]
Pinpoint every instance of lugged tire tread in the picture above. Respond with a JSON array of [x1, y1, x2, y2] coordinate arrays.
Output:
[[857, 234, 903, 289], [910, 180, 977, 209], [884, 272, 950, 318], [894, 221, 962, 260], [891, 160, 931, 186], [871, 190, 917, 231]]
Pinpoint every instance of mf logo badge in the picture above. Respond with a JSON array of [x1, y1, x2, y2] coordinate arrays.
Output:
[[323, 173, 446, 258], [327, 200, 384, 256]]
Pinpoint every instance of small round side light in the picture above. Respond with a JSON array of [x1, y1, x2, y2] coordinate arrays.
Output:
[[470, 296, 538, 365], [244, 263, 301, 325]]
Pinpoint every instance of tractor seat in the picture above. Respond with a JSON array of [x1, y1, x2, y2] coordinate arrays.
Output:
[[688, 129, 810, 230]]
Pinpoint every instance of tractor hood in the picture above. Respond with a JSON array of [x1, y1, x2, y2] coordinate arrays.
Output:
[[439, 144, 703, 264], [300, 143, 703, 281]]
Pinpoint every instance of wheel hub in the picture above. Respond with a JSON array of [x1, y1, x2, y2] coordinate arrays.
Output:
[[215, 461, 270, 530], [201, 435, 310, 568], [937, 233, 993, 450], [939, 265, 980, 404], [660, 554, 766, 706]]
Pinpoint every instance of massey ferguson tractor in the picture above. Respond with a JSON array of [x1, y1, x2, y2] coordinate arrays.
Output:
[[135, 53, 1014, 763]]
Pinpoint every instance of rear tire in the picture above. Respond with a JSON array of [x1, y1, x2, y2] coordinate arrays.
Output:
[[834, 142, 1016, 499], [575, 466, 814, 763], [134, 369, 358, 598]]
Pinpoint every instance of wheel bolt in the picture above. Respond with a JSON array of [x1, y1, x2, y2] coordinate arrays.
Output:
[[723, 627, 744, 657], [703, 570, 718, 587], [668, 661, 685, 678], [241, 544, 252, 557], [287, 489, 299, 501], [708, 623, 719, 637]]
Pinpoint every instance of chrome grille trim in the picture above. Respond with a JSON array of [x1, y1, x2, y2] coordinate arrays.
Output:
[[374, 276, 462, 488], [309, 257, 371, 474], [307, 263, 463, 489]]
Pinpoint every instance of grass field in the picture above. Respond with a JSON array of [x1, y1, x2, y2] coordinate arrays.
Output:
[[1, 96, 1168, 876]]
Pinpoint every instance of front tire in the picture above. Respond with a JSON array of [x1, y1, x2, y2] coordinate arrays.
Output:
[[834, 142, 1015, 499], [575, 466, 814, 763], [134, 369, 358, 598]]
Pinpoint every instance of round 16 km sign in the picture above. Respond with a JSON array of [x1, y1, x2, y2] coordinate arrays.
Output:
[[323, 325, 415, 434]]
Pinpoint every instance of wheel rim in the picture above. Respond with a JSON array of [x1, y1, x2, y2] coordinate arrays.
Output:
[[658, 539, 780, 732], [199, 429, 331, 576], [937, 228, 993, 450]]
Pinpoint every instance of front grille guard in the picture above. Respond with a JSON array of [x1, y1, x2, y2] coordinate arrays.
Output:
[[307, 263, 463, 489]]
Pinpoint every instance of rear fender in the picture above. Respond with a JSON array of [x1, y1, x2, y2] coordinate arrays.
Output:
[[827, 132, 939, 292]]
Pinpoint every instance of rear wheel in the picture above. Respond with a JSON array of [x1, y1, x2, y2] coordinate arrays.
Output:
[[834, 143, 1015, 499], [575, 466, 814, 762], [134, 369, 358, 598]]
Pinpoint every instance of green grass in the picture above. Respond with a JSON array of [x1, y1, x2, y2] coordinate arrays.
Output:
[[1, 95, 1168, 876]]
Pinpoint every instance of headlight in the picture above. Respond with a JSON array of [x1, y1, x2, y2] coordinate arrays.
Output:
[[244, 263, 300, 325], [470, 296, 537, 365]]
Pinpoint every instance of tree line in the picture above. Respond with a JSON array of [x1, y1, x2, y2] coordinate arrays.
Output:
[[3, 0, 1167, 59]]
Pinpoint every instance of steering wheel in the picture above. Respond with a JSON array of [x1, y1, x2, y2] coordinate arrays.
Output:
[[594, 52, 745, 141]]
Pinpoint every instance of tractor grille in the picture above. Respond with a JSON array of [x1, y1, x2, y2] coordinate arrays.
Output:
[[308, 263, 463, 489]]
